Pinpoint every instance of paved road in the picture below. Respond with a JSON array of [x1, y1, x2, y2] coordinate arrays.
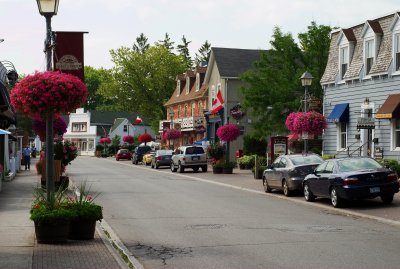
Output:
[[68, 156, 400, 269]]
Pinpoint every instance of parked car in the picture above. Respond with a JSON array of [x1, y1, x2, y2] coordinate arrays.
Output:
[[115, 149, 132, 161], [143, 151, 155, 166], [170, 145, 208, 173], [151, 149, 173, 169], [132, 145, 152, 165], [262, 154, 324, 196], [303, 157, 400, 208]]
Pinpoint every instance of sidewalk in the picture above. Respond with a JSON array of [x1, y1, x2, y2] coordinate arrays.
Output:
[[0, 161, 126, 269]]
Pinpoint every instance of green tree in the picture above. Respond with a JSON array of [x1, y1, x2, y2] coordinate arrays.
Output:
[[176, 35, 192, 69], [84, 66, 113, 111], [101, 44, 187, 132], [195, 40, 211, 67], [241, 26, 304, 137], [298, 21, 333, 99], [133, 33, 150, 54], [156, 33, 174, 51]]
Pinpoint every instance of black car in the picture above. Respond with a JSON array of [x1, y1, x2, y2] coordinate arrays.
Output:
[[132, 145, 151, 165], [262, 154, 324, 196], [303, 157, 400, 208], [151, 149, 173, 169]]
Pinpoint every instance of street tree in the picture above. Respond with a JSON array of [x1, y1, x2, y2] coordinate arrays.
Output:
[[241, 26, 304, 137], [84, 66, 113, 111], [195, 40, 211, 67], [102, 44, 187, 132], [156, 33, 175, 51]]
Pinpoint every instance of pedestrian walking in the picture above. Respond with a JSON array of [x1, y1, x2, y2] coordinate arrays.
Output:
[[22, 146, 32, 170]]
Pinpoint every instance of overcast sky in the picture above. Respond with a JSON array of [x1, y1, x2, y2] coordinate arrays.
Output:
[[0, 0, 399, 75]]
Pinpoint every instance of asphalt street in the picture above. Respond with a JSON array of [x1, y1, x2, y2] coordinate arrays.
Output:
[[68, 156, 400, 269]]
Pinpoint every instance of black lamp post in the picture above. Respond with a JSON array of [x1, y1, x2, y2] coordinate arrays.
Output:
[[36, 0, 59, 197], [169, 108, 175, 149], [300, 71, 313, 154]]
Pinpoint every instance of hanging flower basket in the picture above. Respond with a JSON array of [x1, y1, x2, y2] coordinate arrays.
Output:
[[230, 104, 245, 120], [32, 117, 67, 142], [11, 71, 88, 118], [216, 123, 240, 142], [162, 128, 182, 140], [138, 133, 152, 144], [122, 135, 135, 144], [285, 111, 327, 135], [99, 137, 111, 144]]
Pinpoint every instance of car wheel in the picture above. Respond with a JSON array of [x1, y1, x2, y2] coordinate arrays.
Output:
[[145, 162, 149, 166], [116, 158, 119, 161], [151, 162, 154, 169], [263, 178, 272, 193], [330, 187, 343, 208], [193, 167, 199, 172], [201, 165, 208, 172], [303, 183, 315, 202], [381, 193, 394, 205], [178, 162, 185, 173], [282, 179, 291, 197], [170, 162, 177, 172]]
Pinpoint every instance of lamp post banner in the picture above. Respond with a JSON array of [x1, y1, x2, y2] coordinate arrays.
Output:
[[54, 31, 87, 81]]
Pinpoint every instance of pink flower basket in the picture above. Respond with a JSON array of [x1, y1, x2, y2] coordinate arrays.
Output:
[[11, 71, 88, 118], [216, 123, 240, 142], [162, 128, 182, 140], [138, 133, 152, 143], [123, 135, 135, 144], [32, 116, 67, 142], [99, 137, 111, 144], [286, 111, 327, 135]]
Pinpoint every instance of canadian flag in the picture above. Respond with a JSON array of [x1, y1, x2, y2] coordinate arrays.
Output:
[[135, 116, 142, 124], [211, 90, 224, 114]]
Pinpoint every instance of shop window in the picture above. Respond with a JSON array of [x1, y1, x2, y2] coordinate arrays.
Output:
[[340, 46, 349, 80], [72, 122, 87, 132], [392, 118, 400, 149], [337, 122, 347, 150]]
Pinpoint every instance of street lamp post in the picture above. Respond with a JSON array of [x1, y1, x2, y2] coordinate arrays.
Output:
[[36, 0, 59, 197], [169, 108, 175, 149], [300, 71, 313, 154]]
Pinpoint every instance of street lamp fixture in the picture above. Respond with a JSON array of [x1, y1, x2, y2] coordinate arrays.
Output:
[[36, 0, 59, 197], [0, 39, 4, 43], [300, 71, 313, 154]]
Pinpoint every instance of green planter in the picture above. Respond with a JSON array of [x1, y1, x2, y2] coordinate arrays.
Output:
[[69, 219, 96, 240], [34, 220, 70, 244], [213, 166, 223, 174], [223, 167, 233, 174]]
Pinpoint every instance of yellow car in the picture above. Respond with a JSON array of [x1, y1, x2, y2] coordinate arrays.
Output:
[[143, 151, 155, 166]]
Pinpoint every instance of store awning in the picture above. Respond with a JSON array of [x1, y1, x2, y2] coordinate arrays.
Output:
[[327, 103, 349, 123], [376, 94, 400, 119], [0, 129, 11, 135]]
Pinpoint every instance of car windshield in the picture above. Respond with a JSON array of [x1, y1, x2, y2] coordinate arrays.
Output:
[[119, 149, 129, 153], [337, 158, 382, 172], [185, 147, 204, 154], [289, 155, 324, 165], [157, 150, 173, 155], [137, 146, 151, 154]]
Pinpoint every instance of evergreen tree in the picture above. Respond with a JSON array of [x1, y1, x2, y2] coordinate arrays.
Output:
[[156, 33, 174, 51], [176, 35, 193, 69], [133, 33, 150, 54], [195, 40, 211, 67]]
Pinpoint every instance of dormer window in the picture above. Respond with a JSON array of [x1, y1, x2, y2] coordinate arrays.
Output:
[[365, 39, 374, 75], [176, 80, 181, 97], [186, 77, 190, 94], [340, 46, 349, 80], [195, 73, 200, 91]]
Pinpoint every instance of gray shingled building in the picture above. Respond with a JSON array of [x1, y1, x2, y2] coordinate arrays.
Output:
[[321, 12, 400, 160]]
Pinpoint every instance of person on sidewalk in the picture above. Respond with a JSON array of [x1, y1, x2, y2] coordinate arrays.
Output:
[[22, 146, 32, 170]]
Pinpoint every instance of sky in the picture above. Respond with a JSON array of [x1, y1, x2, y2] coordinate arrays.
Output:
[[0, 0, 399, 75]]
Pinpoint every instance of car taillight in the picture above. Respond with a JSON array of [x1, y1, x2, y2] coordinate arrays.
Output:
[[387, 173, 398, 182], [157, 156, 162, 160], [182, 157, 186, 161], [343, 177, 359, 186]]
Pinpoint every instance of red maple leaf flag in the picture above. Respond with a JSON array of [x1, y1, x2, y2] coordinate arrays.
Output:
[[135, 116, 142, 124], [211, 90, 224, 114]]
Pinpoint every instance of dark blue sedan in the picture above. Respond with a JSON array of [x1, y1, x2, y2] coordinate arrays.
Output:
[[303, 157, 399, 208]]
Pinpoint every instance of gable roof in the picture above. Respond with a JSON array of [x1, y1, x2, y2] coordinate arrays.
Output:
[[109, 118, 125, 134], [90, 111, 149, 125], [211, 47, 264, 78]]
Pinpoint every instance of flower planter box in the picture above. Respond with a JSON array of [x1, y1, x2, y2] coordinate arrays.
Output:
[[69, 219, 96, 240], [34, 220, 70, 244], [222, 168, 233, 174], [213, 167, 223, 174]]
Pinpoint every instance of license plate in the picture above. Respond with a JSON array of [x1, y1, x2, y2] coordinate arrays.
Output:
[[164, 157, 170, 160], [370, 187, 380, 193], [192, 156, 200, 161]]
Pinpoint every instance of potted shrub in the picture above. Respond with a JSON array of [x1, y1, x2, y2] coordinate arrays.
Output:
[[207, 143, 225, 161], [222, 161, 236, 174], [67, 181, 103, 240], [95, 145, 104, 157], [212, 161, 224, 174], [252, 156, 268, 179], [237, 155, 255, 170], [30, 185, 75, 244]]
